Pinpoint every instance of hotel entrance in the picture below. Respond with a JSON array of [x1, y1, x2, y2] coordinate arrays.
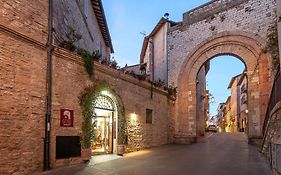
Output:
[[92, 94, 117, 155]]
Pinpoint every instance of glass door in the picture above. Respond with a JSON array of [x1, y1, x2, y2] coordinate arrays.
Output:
[[92, 110, 113, 154]]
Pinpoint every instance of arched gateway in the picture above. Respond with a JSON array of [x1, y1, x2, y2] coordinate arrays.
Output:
[[174, 33, 272, 141], [167, 0, 276, 143]]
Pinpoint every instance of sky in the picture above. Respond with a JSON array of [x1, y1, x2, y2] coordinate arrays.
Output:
[[102, 1, 245, 117], [102, 0, 210, 66], [206, 56, 245, 116]]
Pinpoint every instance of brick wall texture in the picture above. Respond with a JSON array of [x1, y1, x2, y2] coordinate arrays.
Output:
[[0, 32, 47, 175], [0, 0, 48, 174], [0, 0, 278, 174], [51, 49, 170, 168]]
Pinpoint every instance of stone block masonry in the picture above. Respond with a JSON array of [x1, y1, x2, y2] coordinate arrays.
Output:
[[167, 0, 276, 141], [168, 0, 276, 86]]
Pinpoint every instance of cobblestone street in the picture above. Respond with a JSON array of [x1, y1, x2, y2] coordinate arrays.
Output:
[[40, 133, 272, 175]]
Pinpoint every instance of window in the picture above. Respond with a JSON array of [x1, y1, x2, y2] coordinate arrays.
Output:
[[146, 109, 153, 124]]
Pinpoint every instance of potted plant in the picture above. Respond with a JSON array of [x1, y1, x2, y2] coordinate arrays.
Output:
[[80, 118, 94, 161], [117, 110, 127, 155]]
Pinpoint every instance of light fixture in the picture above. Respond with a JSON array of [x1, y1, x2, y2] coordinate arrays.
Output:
[[131, 112, 137, 122], [245, 109, 249, 114], [101, 90, 110, 96]]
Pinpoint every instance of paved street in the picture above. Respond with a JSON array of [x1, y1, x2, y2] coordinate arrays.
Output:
[[41, 133, 272, 175]]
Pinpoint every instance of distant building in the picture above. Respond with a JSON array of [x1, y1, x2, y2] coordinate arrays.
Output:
[[227, 74, 242, 132], [217, 103, 226, 132], [224, 96, 232, 132], [237, 72, 248, 133], [139, 18, 175, 83]]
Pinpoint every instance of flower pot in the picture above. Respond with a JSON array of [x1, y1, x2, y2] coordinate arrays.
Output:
[[81, 148, 91, 162], [117, 144, 125, 156]]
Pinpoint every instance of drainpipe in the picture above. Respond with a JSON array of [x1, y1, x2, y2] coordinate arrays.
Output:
[[149, 38, 154, 99], [149, 38, 155, 82], [44, 0, 53, 171], [165, 22, 169, 86]]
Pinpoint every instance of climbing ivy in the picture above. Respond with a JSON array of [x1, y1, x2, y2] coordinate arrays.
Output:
[[77, 48, 94, 78], [265, 24, 280, 72], [79, 86, 96, 149]]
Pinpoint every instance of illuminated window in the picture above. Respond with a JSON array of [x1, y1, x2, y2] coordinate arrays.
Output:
[[146, 109, 153, 124]]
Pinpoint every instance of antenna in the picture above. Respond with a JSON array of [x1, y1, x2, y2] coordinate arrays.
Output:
[[140, 31, 146, 37]]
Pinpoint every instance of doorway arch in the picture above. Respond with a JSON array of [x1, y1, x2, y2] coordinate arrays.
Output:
[[92, 94, 116, 154], [83, 83, 125, 155], [175, 32, 272, 141]]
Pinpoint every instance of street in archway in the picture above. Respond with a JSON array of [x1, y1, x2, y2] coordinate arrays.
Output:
[[40, 133, 272, 175]]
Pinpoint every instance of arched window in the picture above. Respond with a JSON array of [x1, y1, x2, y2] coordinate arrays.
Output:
[[93, 95, 114, 111]]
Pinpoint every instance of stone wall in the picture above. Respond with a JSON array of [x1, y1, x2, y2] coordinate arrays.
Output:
[[153, 23, 168, 84], [168, 0, 276, 86], [53, 0, 111, 58], [51, 48, 170, 168], [277, 0, 281, 71], [262, 102, 281, 174], [196, 66, 206, 136], [168, 0, 275, 142]]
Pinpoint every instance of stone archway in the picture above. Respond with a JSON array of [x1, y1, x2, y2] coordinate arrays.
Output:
[[79, 82, 126, 154], [174, 32, 272, 142], [92, 85, 126, 153]]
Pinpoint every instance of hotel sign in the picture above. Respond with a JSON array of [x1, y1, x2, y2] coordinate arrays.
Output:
[[60, 109, 74, 127]]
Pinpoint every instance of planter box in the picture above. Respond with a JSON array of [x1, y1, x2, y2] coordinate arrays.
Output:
[[81, 148, 91, 162], [117, 145, 125, 156]]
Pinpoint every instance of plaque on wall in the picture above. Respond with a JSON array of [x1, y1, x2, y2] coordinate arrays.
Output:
[[60, 109, 74, 127]]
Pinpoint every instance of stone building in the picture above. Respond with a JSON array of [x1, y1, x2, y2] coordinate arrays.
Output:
[[237, 72, 248, 133], [0, 0, 279, 174], [139, 17, 210, 136], [217, 103, 226, 132], [167, 0, 275, 143], [261, 1, 281, 174], [227, 74, 242, 132], [53, 0, 113, 58], [139, 17, 171, 84], [224, 96, 232, 132], [0, 0, 170, 174], [219, 72, 248, 133]]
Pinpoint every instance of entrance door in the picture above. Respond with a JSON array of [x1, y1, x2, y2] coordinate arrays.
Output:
[[92, 95, 116, 155], [92, 112, 113, 154]]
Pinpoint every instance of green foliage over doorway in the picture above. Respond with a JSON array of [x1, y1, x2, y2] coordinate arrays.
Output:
[[118, 107, 127, 145], [79, 86, 96, 149]]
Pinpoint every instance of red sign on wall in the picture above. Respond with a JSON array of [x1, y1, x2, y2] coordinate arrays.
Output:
[[60, 109, 74, 127]]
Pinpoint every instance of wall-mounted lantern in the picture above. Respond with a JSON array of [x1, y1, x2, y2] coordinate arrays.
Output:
[[130, 112, 137, 122]]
